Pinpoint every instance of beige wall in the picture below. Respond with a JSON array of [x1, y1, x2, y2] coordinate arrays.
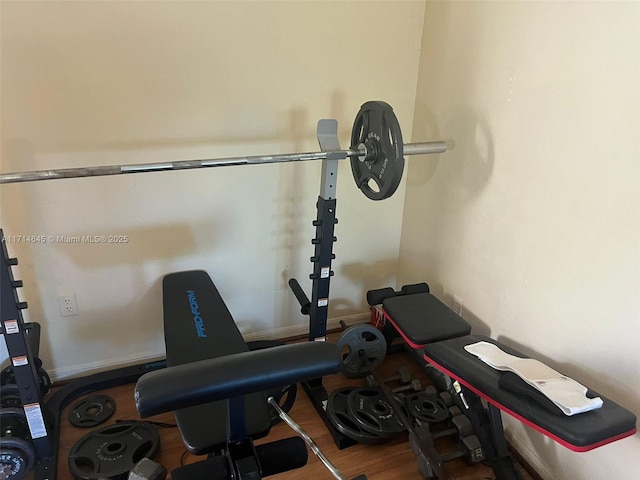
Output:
[[402, 2, 639, 478], [0, 1, 425, 378]]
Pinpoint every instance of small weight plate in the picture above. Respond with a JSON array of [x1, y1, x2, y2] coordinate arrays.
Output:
[[350, 101, 404, 201], [69, 394, 116, 428], [405, 392, 450, 424], [326, 387, 391, 445], [346, 387, 406, 436], [68, 421, 160, 480], [266, 383, 297, 426], [336, 324, 387, 378]]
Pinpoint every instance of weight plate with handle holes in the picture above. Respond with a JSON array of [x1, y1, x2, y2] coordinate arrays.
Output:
[[326, 387, 392, 445], [405, 392, 450, 424], [336, 324, 387, 378], [350, 101, 404, 201], [68, 421, 160, 480], [346, 387, 406, 436], [68, 394, 116, 428]]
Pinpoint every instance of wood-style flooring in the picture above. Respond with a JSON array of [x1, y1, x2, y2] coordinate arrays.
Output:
[[47, 338, 536, 480]]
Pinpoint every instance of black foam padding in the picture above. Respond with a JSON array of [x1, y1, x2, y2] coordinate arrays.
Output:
[[136, 342, 340, 417], [366, 287, 395, 306], [159, 270, 270, 454], [423, 335, 637, 451], [256, 436, 308, 477], [170, 456, 229, 480], [383, 293, 471, 346]]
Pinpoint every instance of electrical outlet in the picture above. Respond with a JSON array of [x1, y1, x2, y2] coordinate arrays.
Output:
[[58, 293, 78, 317], [452, 294, 463, 316]]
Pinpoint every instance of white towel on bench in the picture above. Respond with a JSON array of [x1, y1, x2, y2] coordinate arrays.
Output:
[[464, 341, 603, 416]]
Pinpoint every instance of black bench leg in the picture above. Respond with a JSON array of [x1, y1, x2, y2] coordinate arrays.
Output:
[[461, 387, 522, 480]]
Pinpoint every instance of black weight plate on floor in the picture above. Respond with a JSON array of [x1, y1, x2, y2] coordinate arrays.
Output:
[[336, 324, 387, 378], [350, 101, 404, 201], [69, 394, 116, 428], [326, 387, 391, 445], [405, 392, 450, 424], [266, 383, 297, 426], [346, 387, 406, 436], [68, 421, 160, 480]]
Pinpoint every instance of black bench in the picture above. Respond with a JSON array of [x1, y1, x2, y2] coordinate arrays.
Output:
[[372, 286, 636, 477], [134, 270, 347, 480]]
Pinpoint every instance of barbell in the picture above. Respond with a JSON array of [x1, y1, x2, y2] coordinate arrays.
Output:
[[0, 101, 446, 200]]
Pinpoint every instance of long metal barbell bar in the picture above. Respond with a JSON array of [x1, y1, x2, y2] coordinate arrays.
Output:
[[0, 141, 446, 184]]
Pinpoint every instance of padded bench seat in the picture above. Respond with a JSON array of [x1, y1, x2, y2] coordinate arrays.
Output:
[[423, 335, 637, 451], [163, 270, 271, 454]]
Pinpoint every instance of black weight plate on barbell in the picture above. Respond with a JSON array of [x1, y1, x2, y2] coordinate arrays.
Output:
[[68, 394, 116, 428], [266, 383, 297, 426], [326, 387, 392, 445], [336, 324, 387, 378], [405, 392, 450, 424], [346, 387, 406, 436], [350, 101, 404, 201], [68, 421, 160, 480]]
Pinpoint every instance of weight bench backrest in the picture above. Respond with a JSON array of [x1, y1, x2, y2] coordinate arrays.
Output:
[[382, 293, 472, 347], [162, 270, 271, 454]]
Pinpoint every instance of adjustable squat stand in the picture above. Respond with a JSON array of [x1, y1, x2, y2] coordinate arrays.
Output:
[[288, 119, 357, 449]]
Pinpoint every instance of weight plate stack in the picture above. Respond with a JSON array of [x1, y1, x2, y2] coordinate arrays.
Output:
[[0, 407, 36, 480], [0, 358, 52, 397], [346, 387, 406, 437], [68, 421, 160, 480], [326, 387, 392, 445]]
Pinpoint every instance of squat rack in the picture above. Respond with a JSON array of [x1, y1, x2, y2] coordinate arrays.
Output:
[[0, 101, 448, 476]]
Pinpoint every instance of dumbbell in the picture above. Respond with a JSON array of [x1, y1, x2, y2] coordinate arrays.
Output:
[[128, 458, 166, 480], [384, 366, 412, 384], [391, 379, 422, 394], [365, 366, 412, 388], [440, 434, 485, 464], [429, 414, 473, 441]]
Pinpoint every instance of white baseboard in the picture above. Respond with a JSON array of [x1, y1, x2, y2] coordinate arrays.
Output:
[[49, 313, 370, 382]]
